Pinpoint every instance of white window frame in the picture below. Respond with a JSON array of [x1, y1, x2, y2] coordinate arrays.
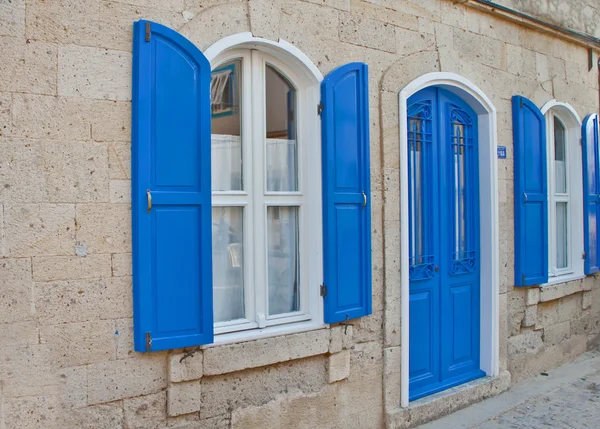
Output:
[[542, 102, 584, 285], [210, 45, 323, 343]]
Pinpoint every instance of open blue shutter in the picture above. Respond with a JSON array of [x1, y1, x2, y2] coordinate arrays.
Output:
[[512, 95, 548, 286], [132, 21, 213, 351], [583, 114, 600, 274], [321, 62, 372, 323]]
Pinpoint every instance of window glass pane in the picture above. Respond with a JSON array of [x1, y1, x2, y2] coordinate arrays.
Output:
[[556, 202, 568, 269], [267, 206, 300, 315], [265, 65, 298, 192], [212, 207, 245, 323], [554, 117, 567, 194], [453, 122, 467, 259], [211, 59, 243, 191]]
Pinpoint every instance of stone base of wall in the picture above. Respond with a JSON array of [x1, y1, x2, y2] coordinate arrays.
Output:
[[386, 371, 511, 429]]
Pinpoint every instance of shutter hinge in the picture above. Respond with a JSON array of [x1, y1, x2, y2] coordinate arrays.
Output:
[[317, 103, 324, 116], [583, 251, 587, 260], [145, 22, 151, 42], [145, 332, 152, 351], [320, 284, 327, 297]]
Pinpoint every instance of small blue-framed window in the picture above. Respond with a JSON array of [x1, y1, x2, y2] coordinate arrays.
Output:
[[211, 63, 236, 118]]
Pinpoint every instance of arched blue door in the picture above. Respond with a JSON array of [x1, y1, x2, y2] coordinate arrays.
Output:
[[408, 87, 485, 400]]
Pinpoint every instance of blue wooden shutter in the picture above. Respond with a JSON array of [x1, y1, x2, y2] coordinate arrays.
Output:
[[583, 114, 600, 274], [512, 96, 548, 286], [321, 62, 372, 323], [132, 21, 213, 351]]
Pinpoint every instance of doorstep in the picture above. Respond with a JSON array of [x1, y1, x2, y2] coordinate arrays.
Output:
[[385, 370, 511, 429]]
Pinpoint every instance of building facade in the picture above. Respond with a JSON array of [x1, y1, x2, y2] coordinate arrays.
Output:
[[1, 0, 600, 428]]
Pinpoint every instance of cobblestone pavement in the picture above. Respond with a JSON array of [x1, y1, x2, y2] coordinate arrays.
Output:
[[419, 351, 600, 429]]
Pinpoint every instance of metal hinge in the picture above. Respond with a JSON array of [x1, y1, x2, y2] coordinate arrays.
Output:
[[583, 251, 587, 260], [317, 103, 324, 116], [145, 22, 151, 42], [320, 284, 327, 297], [145, 332, 152, 351]]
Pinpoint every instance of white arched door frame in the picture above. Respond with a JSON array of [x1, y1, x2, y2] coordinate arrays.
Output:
[[399, 73, 499, 407]]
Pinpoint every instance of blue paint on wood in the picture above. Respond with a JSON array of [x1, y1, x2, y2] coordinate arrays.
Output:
[[321, 62, 372, 324], [512, 96, 549, 286], [132, 20, 213, 352], [583, 114, 600, 275]]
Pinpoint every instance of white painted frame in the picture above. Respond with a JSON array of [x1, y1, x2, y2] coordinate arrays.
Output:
[[399, 73, 499, 407], [540, 100, 584, 286], [206, 33, 325, 346]]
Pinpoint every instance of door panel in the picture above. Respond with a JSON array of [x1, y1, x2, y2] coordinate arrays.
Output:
[[409, 88, 484, 401]]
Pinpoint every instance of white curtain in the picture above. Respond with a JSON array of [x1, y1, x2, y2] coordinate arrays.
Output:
[[266, 138, 297, 192], [211, 134, 242, 191]]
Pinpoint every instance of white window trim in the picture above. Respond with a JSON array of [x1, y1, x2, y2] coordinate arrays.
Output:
[[541, 101, 584, 285], [207, 34, 324, 340]]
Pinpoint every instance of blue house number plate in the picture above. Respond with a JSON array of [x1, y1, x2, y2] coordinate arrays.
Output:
[[497, 146, 506, 159]]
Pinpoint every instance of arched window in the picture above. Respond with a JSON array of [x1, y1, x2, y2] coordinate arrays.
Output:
[[209, 48, 319, 334]]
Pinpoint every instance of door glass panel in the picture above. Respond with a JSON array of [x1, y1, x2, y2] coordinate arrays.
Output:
[[265, 65, 298, 192], [407, 101, 434, 280], [556, 202, 568, 269], [267, 206, 300, 315], [554, 117, 567, 194], [450, 107, 476, 274], [212, 206, 245, 323], [211, 59, 243, 191]]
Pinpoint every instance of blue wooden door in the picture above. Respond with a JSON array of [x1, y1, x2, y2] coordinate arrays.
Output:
[[408, 88, 485, 401]]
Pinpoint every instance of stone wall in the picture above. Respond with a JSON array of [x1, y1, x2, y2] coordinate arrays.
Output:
[[0, 1, 599, 428], [495, 0, 600, 38]]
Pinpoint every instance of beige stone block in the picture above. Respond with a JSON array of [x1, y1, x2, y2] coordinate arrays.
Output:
[[383, 346, 400, 410], [0, 321, 38, 347], [59, 45, 131, 101], [115, 317, 135, 359], [352, 310, 383, 343], [40, 319, 117, 367], [329, 324, 353, 353], [87, 356, 167, 404], [0, 257, 34, 324], [58, 365, 88, 409], [181, 2, 250, 52], [0, 344, 57, 397], [75, 203, 131, 254], [384, 298, 401, 347], [507, 329, 543, 356], [506, 44, 537, 79], [0, 140, 46, 202], [525, 287, 541, 306], [110, 179, 131, 203], [350, 0, 418, 30], [62, 402, 124, 429], [440, 0, 467, 30], [543, 320, 571, 345], [112, 252, 132, 277], [558, 293, 583, 322], [540, 279, 585, 302], [328, 349, 350, 383], [536, 300, 560, 328], [169, 350, 203, 382], [108, 142, 131, 179], [0, 91, 11, 138], [201, 355, 327, 419], [339, 12, 395, 53], [115, 0, 185, 10], [35, 276, 132, 324], [395, 27, 435, 57], [521, 304, 537, 328], [0, 0, 24, 37], [92, 101, 131, 142], [582, 291, 592, 310], [381, 50, 440, 93], [11, 94, 90, 140], [203, 328, 329, 375], [303, 0, 350, 11], [3, 395, 59, 429], [43, 141, 110, 202], [0, 37, 57, 95], [124, 391, 167, 429], [454, 28, 506, 71], [33, 254, 112, 282], [248, 0, 279, 40], [168, 380, 202, 416], [418, 16, 436, 34]]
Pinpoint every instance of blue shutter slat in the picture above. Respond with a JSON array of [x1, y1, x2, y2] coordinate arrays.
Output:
[[132, 20, 213, 351], [321, 62, 372, 323], [512, 95, 548, 286], [583, 113, 600, 275]]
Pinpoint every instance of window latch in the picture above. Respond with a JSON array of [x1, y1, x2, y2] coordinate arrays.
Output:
[[523, 192, 528, 204], [362, 191, 367, 208]]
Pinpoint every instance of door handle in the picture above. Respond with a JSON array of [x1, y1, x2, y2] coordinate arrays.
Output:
[[523, 192, 528, 204], [147, 189, 152, 213], [362, 191, 367, 208]]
